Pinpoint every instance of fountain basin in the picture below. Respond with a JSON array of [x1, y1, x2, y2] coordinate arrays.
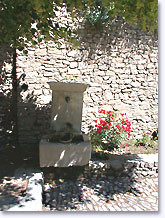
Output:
[[39, 134, 91, 167]]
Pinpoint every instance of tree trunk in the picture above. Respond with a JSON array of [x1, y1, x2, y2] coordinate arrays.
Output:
[[11, 48, 19, 150]]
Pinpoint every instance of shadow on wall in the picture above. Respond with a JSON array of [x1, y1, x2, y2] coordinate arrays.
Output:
[[17, 91, 51, 148], [0, 82, 51, 151], [0, 44, 13, 82], [77, 18, 158, 59], [0, 43, 51, 151]]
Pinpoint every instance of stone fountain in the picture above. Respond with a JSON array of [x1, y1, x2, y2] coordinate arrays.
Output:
[[39, 82, 91, 167]]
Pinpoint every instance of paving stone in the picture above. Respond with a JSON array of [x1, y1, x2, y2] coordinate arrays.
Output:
[[121, 207, 129, 211], [106, 204, 116, 211], [151, 192, 158, 197]]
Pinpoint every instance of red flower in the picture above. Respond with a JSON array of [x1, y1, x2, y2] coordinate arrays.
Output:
[[97, 129, 101, 134], [122, 125, 125, 130], [98, 109, 106, 114], [100, 120, 107, 126]]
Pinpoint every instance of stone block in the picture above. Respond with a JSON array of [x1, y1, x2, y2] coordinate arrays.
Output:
[[110, 160, 123, 171]]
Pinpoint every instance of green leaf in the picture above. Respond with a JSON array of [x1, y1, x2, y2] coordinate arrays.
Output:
[[38, 38, 42, 43], [23, 50, 28, 54]]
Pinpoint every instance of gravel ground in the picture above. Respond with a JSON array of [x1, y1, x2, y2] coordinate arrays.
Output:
[[42, 167, 158, 211]]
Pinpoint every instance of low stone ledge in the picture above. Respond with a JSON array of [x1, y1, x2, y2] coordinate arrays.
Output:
[[8, 170, 44, 211], [86, 153, 158, 178]]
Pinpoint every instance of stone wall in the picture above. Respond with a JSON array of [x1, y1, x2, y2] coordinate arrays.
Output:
[[0, 18, 158, 147]]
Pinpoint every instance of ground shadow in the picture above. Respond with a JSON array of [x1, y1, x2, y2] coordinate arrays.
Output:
[[42, 153, 142, 211], [0, 168, 27, 211]]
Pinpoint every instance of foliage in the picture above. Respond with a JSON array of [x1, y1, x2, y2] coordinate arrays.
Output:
[[0, 71, 7, 84], [152, 129, 158, 141], [119, 133, 158, 154], [0, 0, 158, 52], [0, 0, 86, 51], [82, 0, 158, 33], [135, 132, 157, 148], [82, 0, 111, 29], [89, 109, 131, 151]]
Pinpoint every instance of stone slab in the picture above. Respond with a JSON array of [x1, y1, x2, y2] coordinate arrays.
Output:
[[48, 82, 88, 92], [39, 139, 91, 167]]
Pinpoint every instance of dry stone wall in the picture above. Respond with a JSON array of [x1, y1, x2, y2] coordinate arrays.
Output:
[[0, 19, 158, 147]]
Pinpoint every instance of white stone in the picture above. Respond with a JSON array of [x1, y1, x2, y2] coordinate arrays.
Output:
[[106, 71, 115, 76], [63, 60, 70, 65], [124, 79, 132, 84], [48, 48, 62, 55], [70, 62, 78, 69], [147, 63, 155, 69], [129, 65, 136, 70], [44, 71, 53, 77], [68, 68, 80, 75], [134, 55, 141, 60], [116, 63, 125, 68], [67, 50, 78, 57], [78, 62, 88, 69], [137, 65, 144, 70], [104, 90, 113, 100], [131, 81, 141, 87]]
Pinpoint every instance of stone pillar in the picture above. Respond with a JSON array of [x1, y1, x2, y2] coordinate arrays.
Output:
[[48, 82, 88, 134]]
